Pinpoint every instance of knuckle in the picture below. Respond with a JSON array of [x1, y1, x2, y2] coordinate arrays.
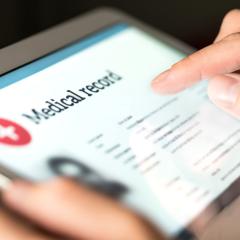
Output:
[[224, 32, 240, 42], [223, 9, 240, 23]]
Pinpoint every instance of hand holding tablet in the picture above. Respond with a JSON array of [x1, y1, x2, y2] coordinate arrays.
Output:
[[2, 178, 165, 240]]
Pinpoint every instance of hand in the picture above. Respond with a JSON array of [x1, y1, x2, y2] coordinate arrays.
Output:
[[152, 9, 240, 119], [0, 178, 165, 240]]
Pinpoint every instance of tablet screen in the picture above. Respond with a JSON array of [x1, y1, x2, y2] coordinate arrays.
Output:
[[0, 23, 240, 238]]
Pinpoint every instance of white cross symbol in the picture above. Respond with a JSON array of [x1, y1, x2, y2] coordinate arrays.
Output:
[[0, 125, 19, 141]]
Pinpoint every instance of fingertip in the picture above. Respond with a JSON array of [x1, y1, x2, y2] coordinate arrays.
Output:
[[151, 70, 170, 92], [151, 69, 182, 94], [208, 75, 238, 102], [208, 75, 240, 119], [151, 69, 170, 83], [2, 180, 33, 207]]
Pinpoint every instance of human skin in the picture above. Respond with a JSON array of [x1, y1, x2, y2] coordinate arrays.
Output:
[[0, 9, 239, 240], [152, 9, 240, 119], [1, 178, 165, 240]]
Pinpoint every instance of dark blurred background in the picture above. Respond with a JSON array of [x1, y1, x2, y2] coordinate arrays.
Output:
[[0, 0, 240, 50]]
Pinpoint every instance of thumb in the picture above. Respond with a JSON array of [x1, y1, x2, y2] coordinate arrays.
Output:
[[208, 73, 240, 118], [2, 178, 165, 240]]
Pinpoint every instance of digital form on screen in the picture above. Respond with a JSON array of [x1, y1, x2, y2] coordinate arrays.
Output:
[[0, 23, 240, 237]]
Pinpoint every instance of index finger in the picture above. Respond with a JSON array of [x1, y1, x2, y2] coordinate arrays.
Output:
[[152, 33, 240, 94]]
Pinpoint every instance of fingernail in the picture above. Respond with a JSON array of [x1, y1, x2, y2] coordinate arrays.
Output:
[[0, 175, 12, 191], [214, 83, 240, 106], [151, 69, 171, 91]]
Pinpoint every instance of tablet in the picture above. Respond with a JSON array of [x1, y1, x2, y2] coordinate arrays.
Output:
[[0, 7, 240, 240]]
